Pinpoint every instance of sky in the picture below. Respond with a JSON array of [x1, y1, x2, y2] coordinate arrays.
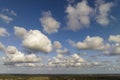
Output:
[[0, 0, 120, 74]]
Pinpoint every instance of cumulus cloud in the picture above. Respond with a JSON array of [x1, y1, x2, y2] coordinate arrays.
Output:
[[0, 14, 13, 24], [6, 46, 18, 54], [104, 45, 120, 55], [65, 0, 93, 31], [40, 11, 60, 34], [56, 48, 69, 54], [22, 30, 53, 53], [0, 27, 9, 37], [1, 9, 17, 16], [0, 42, 5, 51], [112, 46, 120, 55], [0, 9, 17, 24], [48, 53, 85, 67], [4, 46, 41, 64], [69, 36, 110, 50], [95, 0, 114, 26], [53, 41, 69, 54], [53, 41, 62, 49], [109, 35, 120, 43], [14, 27, 53, 53], [14, 26, 27, 38]]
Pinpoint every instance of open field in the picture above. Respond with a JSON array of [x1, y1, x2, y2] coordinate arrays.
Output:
[[0, 74, 120, 80]]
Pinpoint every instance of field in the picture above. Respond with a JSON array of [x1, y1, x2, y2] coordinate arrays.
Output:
[[0, 74, 120, 80]]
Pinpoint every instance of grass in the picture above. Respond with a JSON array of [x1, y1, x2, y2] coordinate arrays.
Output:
[[0, 74, 120, 80]]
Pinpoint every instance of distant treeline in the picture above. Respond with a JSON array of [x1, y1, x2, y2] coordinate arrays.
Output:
[[0, 74, 120, 80]]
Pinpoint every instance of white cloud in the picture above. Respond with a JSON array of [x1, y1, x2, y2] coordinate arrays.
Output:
[[56, 48, 69, 54], [72, 53, 85, 62], [69, 36, 110, 50], [6, 46, 18, 54], [0, 42, 5, 51], [95, 0, 114, 26], [112, 46, 120, 54], [0, 27, 9, 37], [109, 35, 120, 43], [53, 41, 62, 49], [65, 0, 93, 31], [0, 14, 13, 24], [4, 46, 41, 64], [1, 9, 17, 16], [105, 45, 120, 55], [14, 26, 27, 38], [48, 53, 85, 67], [40, 11, 60, 34], [14, 27, 53, 53], [22, 29, 52, 53], [15, 63, 36, 67]]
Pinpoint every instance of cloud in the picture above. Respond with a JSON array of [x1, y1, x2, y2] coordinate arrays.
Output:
[[0, 42, 5, 51], [40, 11, 60, 34], [112, 46, 120, 55], [14, 26, 27, 38], [109, 35, 120, 43], [4, 46, 41, 64], [56, 48, 69, 54], [1, 9, 17, 16], [53, 41, 62, 49], [14, 27, 53, 53], [72, 53, 85, 62], [95, 0, 114, 26], [0, 27, 9, 37], [48, 53, 85, 67], [0, 14, 13, 24], [6, 46, 18, 54], [69, 36, 110, 50], [104, 45, 120, 55], [22, 29, 52, 53], [53, 41, 69, 54], [65, 0, 93, 31], [0, 9, 16, 24], [67, 0, 75, 4]]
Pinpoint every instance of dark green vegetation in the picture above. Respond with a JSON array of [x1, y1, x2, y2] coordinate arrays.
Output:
[[0, 74, 120, 80]]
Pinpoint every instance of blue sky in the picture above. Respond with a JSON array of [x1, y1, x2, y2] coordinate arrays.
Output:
[[0, 0, 120, 74]]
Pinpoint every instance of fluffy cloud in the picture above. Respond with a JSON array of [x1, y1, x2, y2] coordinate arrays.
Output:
[[53, 41, 69, 54], [22, 30, 52, 53], [95, 0, 114, 26], [105, 34, 120, 55], [0, 9, 16, 24], [1, 9, 17, 16], [53, 41, 62, 49], [6, 46, 18, 54], [65, 0, 93, 31], [69, 36, 110, 50], [48, 53, 85, 67], [0, 27, 9, 37], [0, 14, 13, 24], [40, 11, 60, 34], [14, 26, 27, 38], [14, 27, 53, 53], [0, 42, 5, 51], [112, 46, 120, 55], [104, 45, 120, 55], [56, 48, 69, 54], [109, 35, 120, 43], [4, 46, 41, 64]]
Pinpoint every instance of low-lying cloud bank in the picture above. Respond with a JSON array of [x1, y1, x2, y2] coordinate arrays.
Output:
[[0, 27, 120, 67]]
